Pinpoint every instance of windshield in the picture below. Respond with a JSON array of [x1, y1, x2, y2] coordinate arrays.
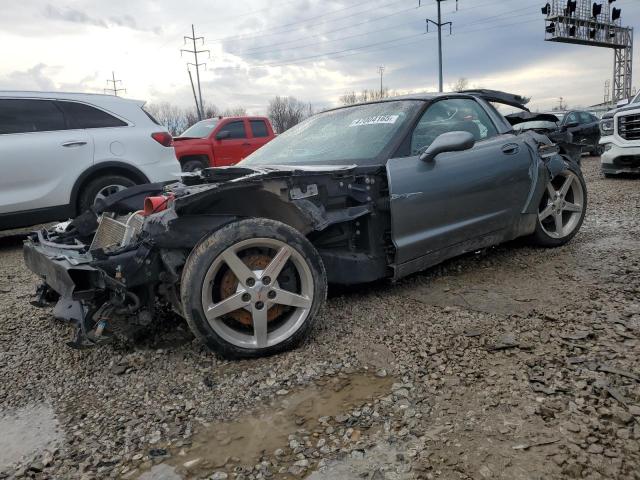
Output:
[[242, 101, 421, 166], [513, 120, 558, 131], [179, 118, 220, 138]]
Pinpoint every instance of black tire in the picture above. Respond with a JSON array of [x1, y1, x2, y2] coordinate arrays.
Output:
[[530, 162, 587, 248], [590, 145, 604, 156], [181, 218, 327, 359], [78, 174, 137, 213], [603, 172, 616, 178], [181, 159, 208, 172]]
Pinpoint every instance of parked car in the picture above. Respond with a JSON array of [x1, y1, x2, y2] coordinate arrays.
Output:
[[507, 111, 590, 164], [538, 110, 602, 156], [599, 91, 640, 176], [173, 116, 276, 171], [0, 91, 180, 230], [24, 90, 587, 359]]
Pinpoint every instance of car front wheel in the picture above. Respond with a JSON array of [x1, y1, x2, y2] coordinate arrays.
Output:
[[530, 163, 587, 247], [181, 218, 327, 359]]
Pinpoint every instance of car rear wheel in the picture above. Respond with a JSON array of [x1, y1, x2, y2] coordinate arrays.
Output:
[[78, 174, 137, 213], [181, 159, 208, 172], [530, 164, 587, 247], [181, 218, 327, 359]]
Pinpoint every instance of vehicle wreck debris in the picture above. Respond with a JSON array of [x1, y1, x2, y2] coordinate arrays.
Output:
[[24, 90, 588, 358]]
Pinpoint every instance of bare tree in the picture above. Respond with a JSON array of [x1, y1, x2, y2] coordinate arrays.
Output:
[[267, 96, 313, 133], [184, 102, 220, 129], [222, 106, 248, 117], [145, 102, 187, 136], [449, 77, 469, 92], [339, 91, 358, 105], [340, 88, 393, 106]]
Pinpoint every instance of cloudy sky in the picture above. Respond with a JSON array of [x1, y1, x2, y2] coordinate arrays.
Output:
[[1, 0, 639, 114]]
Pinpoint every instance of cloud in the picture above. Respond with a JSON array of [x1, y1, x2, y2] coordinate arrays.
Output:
[[44, 4, 107, 27], [43, 4, 159, 33], [0, 64, 56, 91]]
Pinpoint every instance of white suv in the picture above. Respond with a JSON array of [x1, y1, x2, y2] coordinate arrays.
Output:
[[0, 91, 181, 229], [599, 92, 640, 176]]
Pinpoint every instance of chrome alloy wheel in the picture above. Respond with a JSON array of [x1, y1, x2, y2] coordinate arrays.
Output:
[[538, 170, 585, 239], [94, 184, 128, 204], [200, 238, 314, 349]]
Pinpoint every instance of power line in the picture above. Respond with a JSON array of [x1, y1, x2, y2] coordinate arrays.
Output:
[[203, 0, 411, 45], [259, 32, 428, 68], [230, 5, 425, 56], [104, 71, 126, 96], [181, 24, 210, 120]]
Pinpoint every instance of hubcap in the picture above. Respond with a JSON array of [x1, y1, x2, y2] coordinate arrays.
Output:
[[538, 171, 584, 239], [201, 238, 314, 349], [94, 184, 127, 205]]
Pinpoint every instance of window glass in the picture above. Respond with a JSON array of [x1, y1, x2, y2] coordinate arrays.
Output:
[[0, 99, 65, 134], [578, 112, 593, 124], [410, 98, 497, 156], [180, 118, 220, 138], [58, 101, 127, 129], [565, 112, 579, 124], [242, 100, 420, 166], [221, 121, 247, 139], [250, 120, 269, 138]]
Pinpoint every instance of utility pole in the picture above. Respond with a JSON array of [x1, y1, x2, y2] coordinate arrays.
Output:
[[181, 24, 209, 120], [104, 71, 126, 96], [425, 0, 454, 92], [187, 67, 201, 120], [377, 66, 385, 97]]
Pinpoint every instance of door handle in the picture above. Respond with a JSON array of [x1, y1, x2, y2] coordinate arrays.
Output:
[[501, 143, 519, 155], [242, 142, 251, 146], [62, 141, 87, 147]]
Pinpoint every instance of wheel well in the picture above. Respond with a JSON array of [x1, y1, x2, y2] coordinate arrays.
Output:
[[179, 154, 210, 167], [71, 164, 149, 215]]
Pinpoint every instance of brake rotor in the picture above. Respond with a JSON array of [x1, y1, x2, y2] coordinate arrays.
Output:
[[219, 253, 285, 326]]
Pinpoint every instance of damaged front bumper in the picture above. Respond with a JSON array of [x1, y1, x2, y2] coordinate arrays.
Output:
[[23, 236, 103, 299]]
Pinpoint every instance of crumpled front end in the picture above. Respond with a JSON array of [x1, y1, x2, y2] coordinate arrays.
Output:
[[24, 164, 390, 348]]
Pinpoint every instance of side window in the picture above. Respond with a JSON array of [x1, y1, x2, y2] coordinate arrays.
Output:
[[410, 98, 498, 156], [250, 120, 269, 138], [222, 121, 247, 139], [579, 112, 593, 124], [565, 112, 579, 124], [0, 99, 65, 134], [57, 101, 127, 129]]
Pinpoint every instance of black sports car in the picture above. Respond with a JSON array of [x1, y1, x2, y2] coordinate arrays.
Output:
[[24, 90, 587, 358]]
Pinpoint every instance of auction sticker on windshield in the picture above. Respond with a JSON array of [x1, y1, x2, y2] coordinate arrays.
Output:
[[349, 115, 399, 127]]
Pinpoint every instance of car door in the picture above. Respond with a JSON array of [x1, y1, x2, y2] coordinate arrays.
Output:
[[214, 120, 249, 166], [564, 111, 589, 147], [386, 97, 533, 266], [0, 98, 93, 214], [578, 112, 601, 149], [248, 119, 271, 154]]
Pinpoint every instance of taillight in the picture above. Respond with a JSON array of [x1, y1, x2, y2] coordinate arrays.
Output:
[[151, 132, 173, 147]]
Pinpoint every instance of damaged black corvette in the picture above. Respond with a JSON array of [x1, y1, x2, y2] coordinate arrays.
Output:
[[24, 90, 587, 358]]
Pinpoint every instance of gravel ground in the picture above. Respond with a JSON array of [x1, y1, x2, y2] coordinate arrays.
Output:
[[1, 156, 639, 480]]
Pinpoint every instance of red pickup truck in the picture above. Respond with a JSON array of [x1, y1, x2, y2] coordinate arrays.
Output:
[[174, 116, 276, 171]]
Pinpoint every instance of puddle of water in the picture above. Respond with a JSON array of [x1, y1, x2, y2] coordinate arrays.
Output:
[[0, 403, 62, 470], [165, 373, 393, 478]]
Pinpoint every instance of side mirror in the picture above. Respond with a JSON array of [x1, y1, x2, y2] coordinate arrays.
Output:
[[216, 130, 230, 140], [617, 98, 630, 108], [563, 121, 580, 130], [419, 131, 475, 162]]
